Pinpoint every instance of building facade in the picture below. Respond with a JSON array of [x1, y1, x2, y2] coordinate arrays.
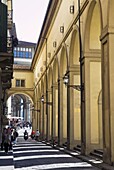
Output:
[[0, 0, 14, 142], [14, 41, 36, 67], [5, 0, 114, 166], [29, 0, 114, 165]]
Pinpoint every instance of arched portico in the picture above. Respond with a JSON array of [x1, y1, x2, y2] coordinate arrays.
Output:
[[84, 0, 102, 154], [7, 91, 33, 103], [66, 27, 81, 150], [7, 91, 33, 129]]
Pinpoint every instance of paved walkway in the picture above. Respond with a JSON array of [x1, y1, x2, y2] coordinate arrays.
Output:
[[0, 137, 100, 170], [50, 143, 114, 170], [0, 137, 114, 170]]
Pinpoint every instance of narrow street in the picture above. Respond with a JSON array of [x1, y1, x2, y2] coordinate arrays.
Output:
[[0, 137, 100, 170]]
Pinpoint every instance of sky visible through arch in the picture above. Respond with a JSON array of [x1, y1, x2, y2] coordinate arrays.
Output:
[[13, 0, 50, 43]]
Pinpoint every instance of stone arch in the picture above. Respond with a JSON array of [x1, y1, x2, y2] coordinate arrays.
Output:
[[7, 92, 33, 124], [68, 26, 81, 143], [69, 25, 80, 66], [7, 92, 33, 104], [83, 0, 103, 151], [60, 44, 68, 77], [41, 78, 44, 95], [53, 57, 59, 84], [48, 66, 53, 89], [84, 0, 102, 51]]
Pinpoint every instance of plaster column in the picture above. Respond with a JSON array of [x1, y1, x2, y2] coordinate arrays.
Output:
[[41, 102, 44, 139], [52, 83, 58, 141], [67, 71, 74, 150], [39, 102, 42, 138], [47, 89, 52, 141], [67, 69, 81, 150], [32, 111, 35, 131], [84, 53, 102, 154], [58, 77, 63, 146], [101, 27, 114, 164]]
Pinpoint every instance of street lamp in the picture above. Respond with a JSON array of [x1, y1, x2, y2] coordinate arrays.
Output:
[[63, 73, 83, 91]]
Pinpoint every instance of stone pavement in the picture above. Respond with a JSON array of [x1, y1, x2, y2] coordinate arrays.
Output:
[[44, 141, 114, 170], [0, 150, 14, 170], [0, 137, 100, 170], [0, 137, 114, 170]]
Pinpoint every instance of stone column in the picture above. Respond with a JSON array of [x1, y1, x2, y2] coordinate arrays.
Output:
[[101, 27, 114, 164]]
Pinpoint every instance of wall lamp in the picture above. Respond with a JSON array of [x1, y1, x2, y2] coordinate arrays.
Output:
[[63, 73, 84, 91], [41, 95, 52, 106]]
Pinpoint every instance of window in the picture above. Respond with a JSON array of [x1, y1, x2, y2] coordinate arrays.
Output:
[[29, 48, 31, 52], [16, 80, 20, 87], [16, 79, 25, 87], [21, 80, 25, 87], [14, 50, 16, 57]]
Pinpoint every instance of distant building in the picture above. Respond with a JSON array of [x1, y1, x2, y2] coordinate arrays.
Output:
[[13, 41, 36, 67]]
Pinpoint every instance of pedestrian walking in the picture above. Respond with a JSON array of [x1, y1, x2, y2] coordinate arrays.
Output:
[[4, 129, 10, 154], [1, 128, 6, 150], [13, 129, 18, 145], [31, 130, 35, 139], [35, 129, 40, 141]]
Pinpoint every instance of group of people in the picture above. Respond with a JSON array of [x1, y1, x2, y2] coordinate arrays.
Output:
[[1, 127, 18, 154], [1, 127, 40, 153], [31, 129, 40, 140], [23, 129, 40, 141]]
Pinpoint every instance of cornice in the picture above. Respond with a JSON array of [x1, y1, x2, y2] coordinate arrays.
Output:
[[31, 0, 60, 70]]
